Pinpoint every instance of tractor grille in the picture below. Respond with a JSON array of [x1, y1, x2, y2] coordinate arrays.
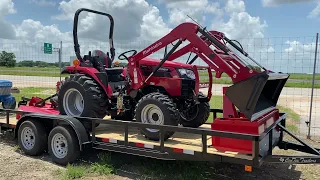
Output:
[[181, 79, 195, 97], [0, 87, 11, 95]]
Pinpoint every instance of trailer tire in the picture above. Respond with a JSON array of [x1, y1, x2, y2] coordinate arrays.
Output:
[[58, 75, 108, 129], [18, 119, 47, 156], [135, 92, 179, 141], [179, 92, 210, 128], [48, 125, 80, 165]]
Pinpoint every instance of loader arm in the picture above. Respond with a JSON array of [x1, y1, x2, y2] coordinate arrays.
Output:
[[128, 23, 258, 87], [166, 30, 250, 79], [128, 22, 289, 121]]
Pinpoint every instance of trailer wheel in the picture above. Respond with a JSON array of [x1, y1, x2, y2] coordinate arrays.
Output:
[[135, 92, 179, 141], [179, 92, 210, 128], [58, 75, 108, 129], [48, 125, 80, 165], [18, 120, 47, 156]]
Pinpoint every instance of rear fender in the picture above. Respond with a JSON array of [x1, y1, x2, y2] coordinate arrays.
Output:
[[61, 66, 112, 98], [15, 113, 90, 151]]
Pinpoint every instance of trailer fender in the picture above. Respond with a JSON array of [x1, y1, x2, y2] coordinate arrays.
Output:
[[15, 113, 90, 151]]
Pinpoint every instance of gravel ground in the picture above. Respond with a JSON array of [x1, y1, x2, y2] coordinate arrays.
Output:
[[0, 128, 319, 180], [0, 133, 129, 180], [0, 134, 63, 180]]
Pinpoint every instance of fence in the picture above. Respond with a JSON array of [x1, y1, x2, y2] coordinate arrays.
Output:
[[0, 33, 319, 139]]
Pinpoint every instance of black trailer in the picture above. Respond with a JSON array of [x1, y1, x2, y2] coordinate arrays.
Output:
[[0, 108, 319, 171]]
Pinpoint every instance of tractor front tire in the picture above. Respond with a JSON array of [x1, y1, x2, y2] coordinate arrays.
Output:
[[58, 75, 108, 129], [179, 92, 210, 128], [135, 92, 179, 141]]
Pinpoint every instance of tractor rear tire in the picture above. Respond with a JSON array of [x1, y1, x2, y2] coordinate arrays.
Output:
[[58, 75, 108, 129], [179, 92, 210, 128], [135, 92, 179, 141]]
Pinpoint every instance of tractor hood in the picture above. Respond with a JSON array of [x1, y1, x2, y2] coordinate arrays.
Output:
[[140, 58, 193, 69]]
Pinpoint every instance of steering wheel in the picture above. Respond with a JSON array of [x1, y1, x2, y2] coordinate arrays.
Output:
[[118, 50, 137, 61]]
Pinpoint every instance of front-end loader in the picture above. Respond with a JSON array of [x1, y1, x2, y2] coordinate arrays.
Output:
[[54, 8, 211, 140], [53, 8, 288, 143]]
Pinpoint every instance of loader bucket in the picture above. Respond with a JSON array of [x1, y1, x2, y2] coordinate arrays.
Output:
[[225, 71, 289, 121]]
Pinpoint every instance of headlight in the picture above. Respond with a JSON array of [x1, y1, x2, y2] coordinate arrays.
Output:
[[177, 69, 195, 80]]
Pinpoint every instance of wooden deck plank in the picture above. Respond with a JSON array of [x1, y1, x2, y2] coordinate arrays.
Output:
[[0, 114, 252, 160], [0, 116, 18, 125], [94, 122, 253, 160]]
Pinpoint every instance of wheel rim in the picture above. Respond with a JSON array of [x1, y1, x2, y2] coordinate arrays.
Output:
[[180, 104, 199, 121], [51, 133, 68, 159], [141, 104, 164, 132], [63, 88, 84, 116], [21, 127, 35, 150]]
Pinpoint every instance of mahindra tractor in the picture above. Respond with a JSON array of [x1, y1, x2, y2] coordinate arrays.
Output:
[[55, 8, 289, 141], [55, 8, 210, 140]]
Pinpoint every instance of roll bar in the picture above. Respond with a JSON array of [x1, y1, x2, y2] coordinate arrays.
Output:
[[73, 8, 115, 62]]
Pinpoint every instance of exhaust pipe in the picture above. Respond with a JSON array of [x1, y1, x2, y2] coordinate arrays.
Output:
[[225, 71, 289, 121]]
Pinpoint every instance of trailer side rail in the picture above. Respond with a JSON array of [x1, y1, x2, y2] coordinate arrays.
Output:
[[0, 108, 319, 167]]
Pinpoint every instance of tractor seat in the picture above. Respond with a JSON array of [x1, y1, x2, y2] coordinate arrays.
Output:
[[105, 67, 124, 75]]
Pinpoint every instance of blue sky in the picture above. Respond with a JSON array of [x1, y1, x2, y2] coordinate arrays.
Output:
[[4, 0, 320, 38], [0, 0, 320, 73]]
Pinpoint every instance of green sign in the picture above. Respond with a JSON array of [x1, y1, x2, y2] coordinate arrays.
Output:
[[44, 42, 52, 54]]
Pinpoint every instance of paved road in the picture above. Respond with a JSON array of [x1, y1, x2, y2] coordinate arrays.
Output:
[[0, 75, 61, 88], [2, 74, 320, 137]]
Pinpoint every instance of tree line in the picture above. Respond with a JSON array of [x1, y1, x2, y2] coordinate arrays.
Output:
[[0, 51, 129, 68], [0, 51, 68, 68]]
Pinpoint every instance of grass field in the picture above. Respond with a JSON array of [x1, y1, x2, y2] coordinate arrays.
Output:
[[1, 67, 320, 88]]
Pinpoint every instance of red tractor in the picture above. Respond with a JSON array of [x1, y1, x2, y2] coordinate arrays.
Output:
[[56, 8, 211, 140], [56, 8, 288, 142]]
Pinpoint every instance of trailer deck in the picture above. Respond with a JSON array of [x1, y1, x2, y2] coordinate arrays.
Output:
[[0, 108, 319, 168], [0, 114, 252, 161], [94, 122, 253, 160]]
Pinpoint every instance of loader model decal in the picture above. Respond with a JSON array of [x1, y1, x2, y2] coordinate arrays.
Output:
[[143, 42, 162, 55], [279, 157, 317, 163]]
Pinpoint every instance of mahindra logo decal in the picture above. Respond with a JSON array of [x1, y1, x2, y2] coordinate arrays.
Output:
[[143, 42, 162, 55]]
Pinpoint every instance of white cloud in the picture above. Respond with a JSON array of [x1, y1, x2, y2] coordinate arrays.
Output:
[[0, 0, 16, 17], [53, 0, 170, 44], [0, 0, 16, 39], [161, 0, 223, 25], [262, 0, 314, 7], [15, 19, 71, 42], [30, 0, 56, 7], [0, 0, 316, 74], [308, 2, 320, 18], [225, 0, 245, 13]]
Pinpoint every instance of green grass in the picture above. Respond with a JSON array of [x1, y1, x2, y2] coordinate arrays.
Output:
[[277, 106, 300, 133], [199, 71, 320, 80], [61, 152, 115, 179], [1, 66, 320, 88], [200, 77, 320, 89], [0, 66, 67, 77], [12, 87, 56, 103]]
